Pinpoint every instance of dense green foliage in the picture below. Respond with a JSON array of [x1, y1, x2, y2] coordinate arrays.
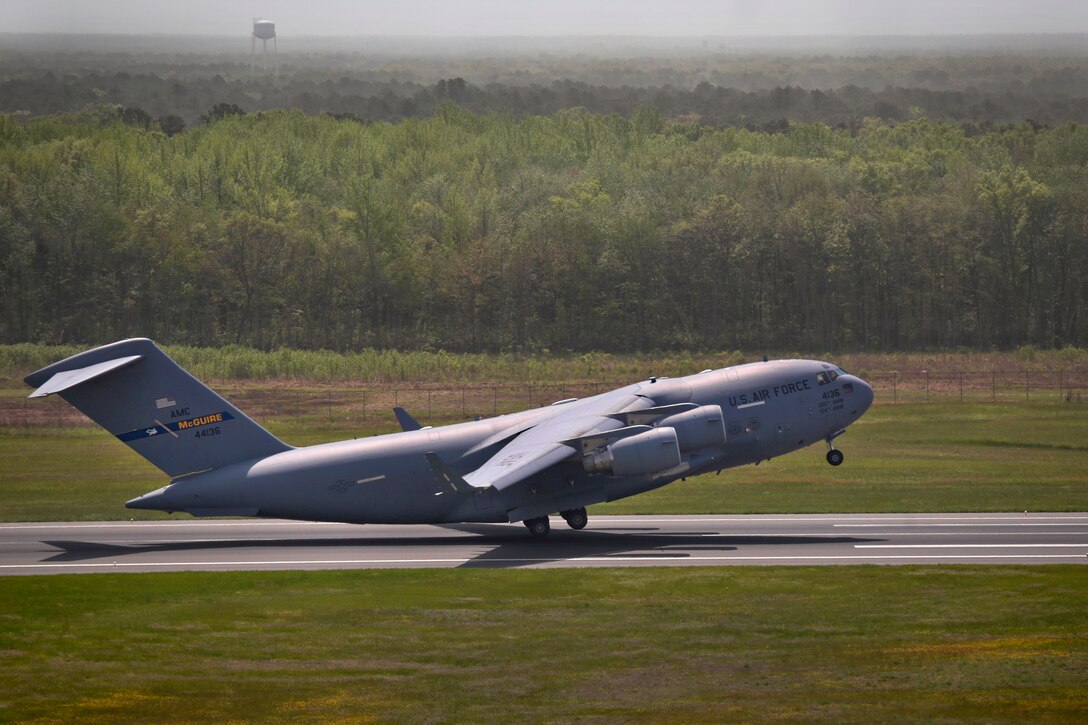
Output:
[[1, 106, 1087, 351]]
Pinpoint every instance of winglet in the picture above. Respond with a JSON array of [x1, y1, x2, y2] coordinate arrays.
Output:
[[394, 407, 423, 431], [424, 452, 479, 493]]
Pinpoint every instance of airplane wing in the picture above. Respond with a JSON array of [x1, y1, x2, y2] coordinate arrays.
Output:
[[459, 390, 656, 491]]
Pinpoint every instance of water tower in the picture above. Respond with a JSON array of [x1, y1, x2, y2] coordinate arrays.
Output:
[[250, 18, 278, 78]]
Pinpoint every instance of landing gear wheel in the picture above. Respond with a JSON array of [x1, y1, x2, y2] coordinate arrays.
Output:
[[524, 516, 551, 537], [561, 507, 588, 530], [826, 449, 844, 466]]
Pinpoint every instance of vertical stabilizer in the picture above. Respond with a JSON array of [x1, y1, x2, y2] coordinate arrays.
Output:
[[25, 339, 291, 477]]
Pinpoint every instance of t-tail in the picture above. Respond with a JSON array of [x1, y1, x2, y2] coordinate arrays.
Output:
[[24, 339, 291, 478]]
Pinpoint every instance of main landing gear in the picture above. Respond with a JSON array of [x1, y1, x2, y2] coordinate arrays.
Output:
[[524, 516, 550, 537], [561, 507, 588, 530], [825, 434, 845, 466], [523, 507, 589, 537]]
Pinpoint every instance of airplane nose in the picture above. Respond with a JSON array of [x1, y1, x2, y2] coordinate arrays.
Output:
[[849, 376, 874, 417]]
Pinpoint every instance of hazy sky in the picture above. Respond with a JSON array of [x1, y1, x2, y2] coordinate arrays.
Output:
[[4, 0, 1087, 37]]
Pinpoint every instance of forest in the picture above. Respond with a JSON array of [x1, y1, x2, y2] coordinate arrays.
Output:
[[4, 39, 1088, 127], [1, 102, 1086, 352]]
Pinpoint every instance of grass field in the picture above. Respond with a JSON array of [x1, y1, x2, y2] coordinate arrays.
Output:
[[0, 402, 1085, 522], [1, 567, 1086, 722], [2, 343, 1085, 385]]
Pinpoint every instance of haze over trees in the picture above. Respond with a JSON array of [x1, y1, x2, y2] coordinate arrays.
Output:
[[4, 39, 1088, 127], [1, 103, 1085, 352]]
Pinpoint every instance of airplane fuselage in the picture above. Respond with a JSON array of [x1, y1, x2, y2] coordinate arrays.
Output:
[[126, 359, 873, 525]]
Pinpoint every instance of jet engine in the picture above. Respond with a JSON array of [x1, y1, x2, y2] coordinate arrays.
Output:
[[583, 427, 681, 476], [655, 405, 726, 451]]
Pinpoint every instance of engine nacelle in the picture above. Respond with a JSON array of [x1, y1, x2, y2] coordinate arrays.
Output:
[[583, 427, 681, 477], [656, 405, 726, 451]]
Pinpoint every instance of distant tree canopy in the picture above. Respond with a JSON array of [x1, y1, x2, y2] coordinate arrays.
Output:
[[3, 71, 1088, 128], [1, 106, 1086, 352]]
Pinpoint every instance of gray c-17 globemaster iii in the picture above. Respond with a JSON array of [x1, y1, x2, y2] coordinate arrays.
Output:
[[25, 339, 873, 536]]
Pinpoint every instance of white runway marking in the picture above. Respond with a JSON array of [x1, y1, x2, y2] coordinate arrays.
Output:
[[836, 523, 1088, 528], [856, 543, 1088, 549]]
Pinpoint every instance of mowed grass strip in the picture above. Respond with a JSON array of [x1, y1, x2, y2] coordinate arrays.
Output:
[[2, 402, 1087, 521], [1, 567, 1086, 722]]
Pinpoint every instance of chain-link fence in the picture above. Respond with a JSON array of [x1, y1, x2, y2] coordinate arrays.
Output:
[[866, 370, 1088, 404], [4, 371, 1086, 428]]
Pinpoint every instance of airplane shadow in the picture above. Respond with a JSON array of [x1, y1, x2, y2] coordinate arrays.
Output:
[[439, 524, 882, 568], [41, 526, 883, 569]]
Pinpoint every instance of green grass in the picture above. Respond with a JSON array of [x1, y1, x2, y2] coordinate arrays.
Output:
[[1, 402, 1086, 522], [1, 567, 1086, 722], [3, 343, 1086, 385]]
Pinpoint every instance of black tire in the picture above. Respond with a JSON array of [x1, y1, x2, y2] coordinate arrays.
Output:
[[524, 517, 550, 537], [562, 507, 588, 530], [826, 449, 844, 466]]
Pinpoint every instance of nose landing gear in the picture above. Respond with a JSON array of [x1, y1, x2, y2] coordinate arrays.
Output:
[[826, 431, 846, 466]]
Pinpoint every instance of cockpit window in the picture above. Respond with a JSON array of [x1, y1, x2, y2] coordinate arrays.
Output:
[[816, 370, 839, 385]]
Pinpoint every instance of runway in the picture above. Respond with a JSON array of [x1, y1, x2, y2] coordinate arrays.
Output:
[[2, 513, 1087, 574]]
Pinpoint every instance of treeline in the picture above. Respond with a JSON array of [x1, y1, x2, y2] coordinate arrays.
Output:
[[4, 72, 1088, 128], [1, 106, 1087, 352], [6, 40, 1088, 92]]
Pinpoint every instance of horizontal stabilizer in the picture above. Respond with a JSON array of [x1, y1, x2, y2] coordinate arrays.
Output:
[[27, 355, 142, 398]]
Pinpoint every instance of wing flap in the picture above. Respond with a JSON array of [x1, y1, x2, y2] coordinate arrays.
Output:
[[455, 391, 655, 493], [463, 441, 576, 491]]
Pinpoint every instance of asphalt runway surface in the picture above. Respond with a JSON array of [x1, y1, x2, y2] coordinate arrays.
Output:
[[2, 513, 1087, 575]]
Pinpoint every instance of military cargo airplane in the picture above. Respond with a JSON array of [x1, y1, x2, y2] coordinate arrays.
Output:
[[25, 339, 873, 536]]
